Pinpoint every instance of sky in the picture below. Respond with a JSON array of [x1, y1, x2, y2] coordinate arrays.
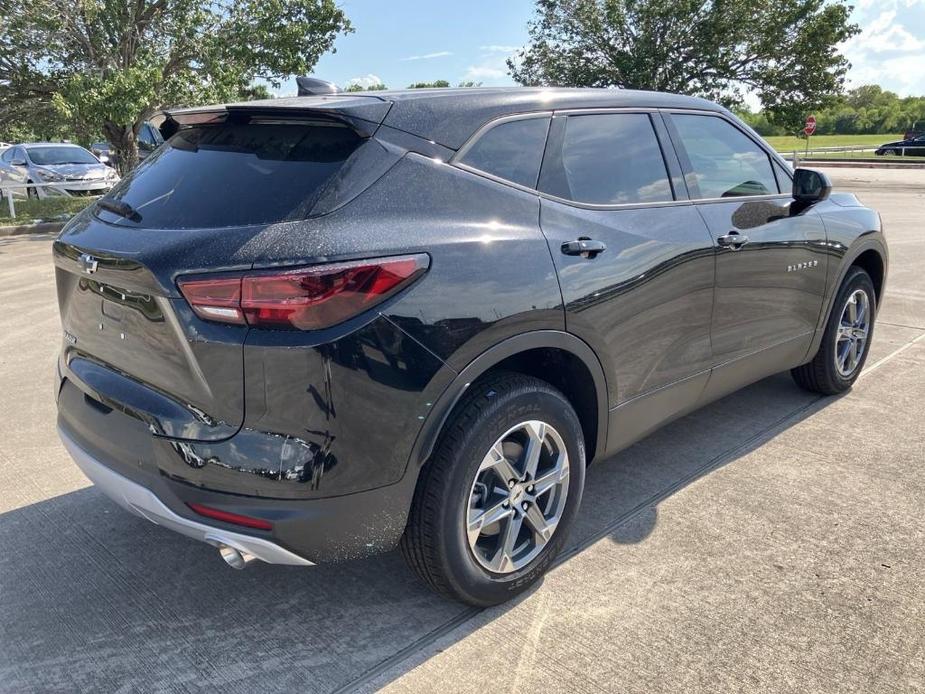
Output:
[[276, 0, 925, 99]]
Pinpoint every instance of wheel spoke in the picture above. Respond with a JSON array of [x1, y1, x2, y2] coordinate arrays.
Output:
[[847, 297, 858, 324], [484, 442, 519, 486], [522, 421, 546, 481], [855, 300, 867, 327], [468, 499, 512, 546], [523, 504, 555, 543], [531, 454, 568, 497], [492, 514, 523, 572]]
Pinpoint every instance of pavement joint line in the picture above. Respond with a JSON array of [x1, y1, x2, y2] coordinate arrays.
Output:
[[334, 327, 924, 694], [857, 329, 925, 378], [877, 321, 925, 331]]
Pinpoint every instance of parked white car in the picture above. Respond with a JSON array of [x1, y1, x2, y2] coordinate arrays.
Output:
[[0, 142, 120, 199]]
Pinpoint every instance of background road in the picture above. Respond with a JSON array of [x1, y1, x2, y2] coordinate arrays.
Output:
[[1, 168, 922, 693]]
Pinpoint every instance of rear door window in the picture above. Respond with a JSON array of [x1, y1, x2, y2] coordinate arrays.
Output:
[[538, 113, 673, 205], [457, 116, 550, 188], [669, 114, 778, 198], [97, 121, 362, 229]]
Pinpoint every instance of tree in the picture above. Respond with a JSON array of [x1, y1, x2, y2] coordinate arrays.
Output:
[[345, 83, 388, 92], [407, 80, 451, 89], [509, 0, 859, 130], [0, 0, 351, 171]]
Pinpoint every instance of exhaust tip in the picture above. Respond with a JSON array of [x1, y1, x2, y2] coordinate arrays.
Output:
[[218, 544, 257, 570]]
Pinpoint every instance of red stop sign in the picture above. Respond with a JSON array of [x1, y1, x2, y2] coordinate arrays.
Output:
[[804, 115, 817, 136]]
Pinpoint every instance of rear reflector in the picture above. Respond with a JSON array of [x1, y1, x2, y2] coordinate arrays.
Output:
[[187, 502, 273, 530], [178, 254, 429, 330]]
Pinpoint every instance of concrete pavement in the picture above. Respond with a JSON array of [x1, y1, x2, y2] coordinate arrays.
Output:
[[0, 168, 922, 693]]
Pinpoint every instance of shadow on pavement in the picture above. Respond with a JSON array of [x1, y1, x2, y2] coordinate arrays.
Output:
[[0, 372, 831, 693]]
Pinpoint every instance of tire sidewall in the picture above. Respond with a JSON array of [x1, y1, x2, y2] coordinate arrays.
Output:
[[437, 386, 586, 606]]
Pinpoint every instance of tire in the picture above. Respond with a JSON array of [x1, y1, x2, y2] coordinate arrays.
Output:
[[792, 266, 876, 395], [401, 371, 586, 606], [26, 181, 38, 200]]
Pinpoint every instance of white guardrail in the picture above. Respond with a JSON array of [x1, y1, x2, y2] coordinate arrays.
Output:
[[0, 181, 106, 220], [786, 144, 916, 167]]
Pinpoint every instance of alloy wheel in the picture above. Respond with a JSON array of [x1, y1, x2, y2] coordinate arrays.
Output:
[[834, 288, 871, 377], [465, 420, 570, 574]]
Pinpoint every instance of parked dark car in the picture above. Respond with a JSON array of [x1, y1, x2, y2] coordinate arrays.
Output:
[[90, 142, 112, 166], [54, 87, 887, 606], [876, 135, 925, 156], [91, 123, 164, 169]]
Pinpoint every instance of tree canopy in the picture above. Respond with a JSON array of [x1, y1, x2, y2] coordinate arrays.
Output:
[[739, 85, 925, 137], [0, 0, 351, 168], [510, 0, 860, 130]]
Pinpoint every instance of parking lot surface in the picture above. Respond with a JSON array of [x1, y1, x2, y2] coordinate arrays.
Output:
[[1, 168, 923, 693]]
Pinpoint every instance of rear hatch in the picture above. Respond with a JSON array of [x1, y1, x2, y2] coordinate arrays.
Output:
[[55, 101, 390, 441]]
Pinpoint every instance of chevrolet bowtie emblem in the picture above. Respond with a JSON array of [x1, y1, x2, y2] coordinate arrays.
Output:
[[78, 253, 99, 274]]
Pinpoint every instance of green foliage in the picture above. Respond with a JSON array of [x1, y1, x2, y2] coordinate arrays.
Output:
[[0, 0, 352, 169], [406, 81, 482, 89], [407, 80, 451, 89], [510, 0, 859, 130], [344, 83, 388, 92], [739, 85, 925, 137], [0, 195, 95, 225]]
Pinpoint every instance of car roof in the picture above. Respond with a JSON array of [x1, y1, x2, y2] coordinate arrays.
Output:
[[161, 87, 724, 151], [372, 87, 722, 149]]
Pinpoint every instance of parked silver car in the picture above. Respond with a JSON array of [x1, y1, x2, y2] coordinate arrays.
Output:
[[0, 142, 120, 199]]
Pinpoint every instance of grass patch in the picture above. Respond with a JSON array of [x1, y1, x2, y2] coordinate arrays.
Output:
[[0, 195, 96, 225], [763, 133, 900, 152]]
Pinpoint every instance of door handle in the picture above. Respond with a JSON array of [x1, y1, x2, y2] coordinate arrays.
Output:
[[561, 238, 607, 258], [717, 231, 749, 249]]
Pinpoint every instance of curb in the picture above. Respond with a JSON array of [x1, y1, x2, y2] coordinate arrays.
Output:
[[0, 221, 64, 237]]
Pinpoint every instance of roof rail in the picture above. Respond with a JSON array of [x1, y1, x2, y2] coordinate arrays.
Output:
[[296, 77, 341, 96]]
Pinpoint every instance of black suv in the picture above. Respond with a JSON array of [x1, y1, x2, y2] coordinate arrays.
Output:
[[54, 88, 887, 606]]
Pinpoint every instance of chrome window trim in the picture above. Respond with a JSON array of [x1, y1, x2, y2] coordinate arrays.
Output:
[[449, 105, 795, 212]]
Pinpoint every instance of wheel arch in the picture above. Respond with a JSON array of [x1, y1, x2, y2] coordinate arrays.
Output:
[[803, 235, 887, 363], [851, 247, 885, 305], [407, 331, 610, 476]]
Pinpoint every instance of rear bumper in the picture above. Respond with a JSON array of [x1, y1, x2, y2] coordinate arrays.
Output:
[[56, 370, 420, 563], [59, 426, 313, 566]]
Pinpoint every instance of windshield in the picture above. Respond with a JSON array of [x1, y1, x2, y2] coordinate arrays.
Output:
[[28, 146, 99, 166], [97, 121, 362, 229]]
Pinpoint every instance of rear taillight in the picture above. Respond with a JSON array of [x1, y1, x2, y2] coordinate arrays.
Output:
[[178, 254, 429, 330]]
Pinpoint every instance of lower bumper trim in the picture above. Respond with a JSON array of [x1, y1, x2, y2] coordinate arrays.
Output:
[[58, 426, 314, 567]]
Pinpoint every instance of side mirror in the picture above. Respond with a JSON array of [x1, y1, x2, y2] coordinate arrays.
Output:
[[793, 168, 831, 203], [10, 157, 26, 167]]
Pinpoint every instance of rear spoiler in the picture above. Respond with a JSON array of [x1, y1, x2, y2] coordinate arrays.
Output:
[[151, 94, 392, 140]]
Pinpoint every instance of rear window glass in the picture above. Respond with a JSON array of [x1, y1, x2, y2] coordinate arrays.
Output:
[[539, 113, 673, 205], [458, 117, 550, 188], [96, 121, 361, 229]]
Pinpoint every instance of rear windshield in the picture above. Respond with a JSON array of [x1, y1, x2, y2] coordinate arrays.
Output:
[[96, 121, 362, 229]]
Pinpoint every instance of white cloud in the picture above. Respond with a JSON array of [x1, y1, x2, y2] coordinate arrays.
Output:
[[480, 45, 519, 53], [345, 73, 384, 89], [844, 10, 924, 53], [400, 51, 453, 62], [840, 0, 925, 95], [463, 65, 508, 81]]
